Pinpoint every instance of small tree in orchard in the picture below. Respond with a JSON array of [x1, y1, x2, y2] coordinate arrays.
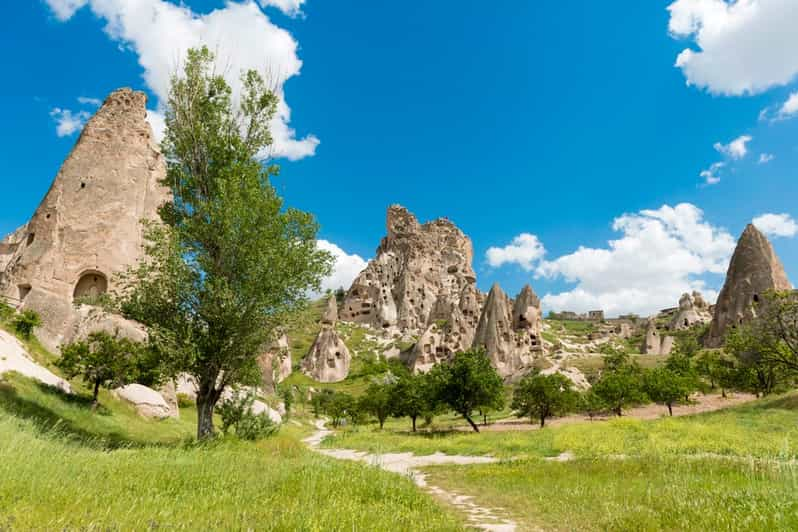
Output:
[[57, 332, 141, 406], [644, 367, 691, 416], [359, 380, 395, 429], [428, 348, 504, 432], [118, 47, 332, 439], [511, 371, 576, 428], [593, 352, 646, 417], [390, 372, 435, 432], [578, 389, 607, 420]]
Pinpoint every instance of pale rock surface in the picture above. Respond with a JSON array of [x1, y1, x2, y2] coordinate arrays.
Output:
[[257, 333, 292, 392], [541, 365, 590, 391], [114, 383, 177, 419], [340, 205, 478, 334], [669, 291, 712, 331], [0, 88, 169, 352], [0, 329, 71, 393], [175, 373, 199, 401], [706, 224, 792, 347], [642, 319, 673, 356], [472, 284, 539, 379], [303, 296, 351, 382]]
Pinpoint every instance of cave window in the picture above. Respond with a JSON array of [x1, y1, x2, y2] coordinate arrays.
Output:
[[684, 319, 689, 327], [73, 271, 108, 300], [26, 233, 35, 246], [80, 182, 86, 189], [18, 284, 31, 302], [753, 294, 760, 303], [335, 351, 341, 359]]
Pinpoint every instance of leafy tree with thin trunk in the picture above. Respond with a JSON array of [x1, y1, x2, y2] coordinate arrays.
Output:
[[511, 371, 575, 427], [57, 332, 140, 406], [644, 367, 692, 416], [593, 355, 646, 417], [578, 389, 607, 420], [360, 381, 395, 429], [117, 47, 332, 439], [428, 348, 504, 432], [390, 372, 435, 432]]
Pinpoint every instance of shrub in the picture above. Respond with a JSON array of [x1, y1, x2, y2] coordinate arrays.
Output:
[[176, 393, 194, 408], [218, 389, 278, 441], [512, 371, 576, 427], [13, 310, 41, 339]]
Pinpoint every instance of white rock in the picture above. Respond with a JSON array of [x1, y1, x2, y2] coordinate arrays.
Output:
[[0, 330, 71, 393], [114, 383, 177, 419]]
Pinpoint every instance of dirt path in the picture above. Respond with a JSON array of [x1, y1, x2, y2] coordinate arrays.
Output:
[[303, 420, 519, 531], [473, 392, 757, 432]]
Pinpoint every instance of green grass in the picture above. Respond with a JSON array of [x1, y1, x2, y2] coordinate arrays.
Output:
[[424, 456, 798, 531], [323, 392, 798, 460], [567, 353, 668, 378]]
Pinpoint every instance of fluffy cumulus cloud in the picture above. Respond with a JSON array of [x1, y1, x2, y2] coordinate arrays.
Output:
[[668, 0, 798, 95], [713, 134, 751, 159], [315, 240, 368, 295], [486, 233, 546, 271], [49, 107, 91, 137], [699, 161, 724, 185], [536, 203, 736, 317], [752, 213, 798, 238], [44, 0, 319, 160], [778, 92, 798, 118], [758, 153, 774, 164]]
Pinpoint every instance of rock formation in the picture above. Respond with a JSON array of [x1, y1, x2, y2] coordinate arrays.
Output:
[[706, 224, 791, 347], [0, 329, 72, 393], [258, 332, 292, 392], [642, 319, 673, 356], [114, 383, 178, 419], [302, 296, 351, 382], [340, 205, 477, 333], [0, 88, 169, 352], [669, 291, 712, 331], [471, 284, 541, 379]]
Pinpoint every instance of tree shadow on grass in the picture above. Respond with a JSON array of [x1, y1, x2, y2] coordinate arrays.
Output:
[[0, 379, 141, 450], [748, 392, 798, 412]]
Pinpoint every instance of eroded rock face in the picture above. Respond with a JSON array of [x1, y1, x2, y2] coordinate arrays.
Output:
[[0, 88, 169, 352], [258, 333, 292, 392], [669, 291, 712, 331], [0, 330, 72, 393], [302, 296, 351, 382], [642, 319, 673, 356], [706, 224, 792, 347], [472, 284, 539, 379], [340, 205, 477, 334]]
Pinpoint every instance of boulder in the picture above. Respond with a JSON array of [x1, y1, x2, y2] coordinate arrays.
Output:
[[0, 330, 71, 393], [114, 383, 178, 419], [706, 224, 792, 347]]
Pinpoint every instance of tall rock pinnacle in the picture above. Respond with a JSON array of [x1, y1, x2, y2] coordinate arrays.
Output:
[[705, 224, 791, 347]]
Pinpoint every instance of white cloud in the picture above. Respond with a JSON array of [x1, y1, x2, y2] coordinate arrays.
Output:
[[44, 0, 318, 160], [713, 134, 751, 159], [145, 109, 166, 144], [758, 153, 774, 164], [49, 107, 90, 137], [699, 161, 724, 185], [668, 0, 798, 95], [752, 213, 798, 238], [258, 0, 306, 17], [316, 240, 368, 294], [486, 233, 546, 271], [77, 96, 102, 106], [536, 203, 735, 317], [778, 91, 798, 118]]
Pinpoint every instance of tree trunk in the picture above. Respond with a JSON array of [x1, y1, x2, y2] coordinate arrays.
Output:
[[464, 414, 480, 432], [721, 388, 727, 399], [379, 417, 385, 430], [483, 413, 488, 426], [667, 403, 673, 416], [615, 405, 622, 417], [540, 415, 546, 428], [411, 415, 417, 432], [91, 380, 101, 410]]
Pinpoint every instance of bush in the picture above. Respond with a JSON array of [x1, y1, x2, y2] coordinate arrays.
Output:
[[13, 310, 41, 339], [176, 393, 194, 408], [218, 389, 278, 441], [512, 371, 576, 427]]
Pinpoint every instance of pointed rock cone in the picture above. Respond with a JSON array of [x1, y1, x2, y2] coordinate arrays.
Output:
[[0, 88, 169, 351], [472, 283, 517, 376], [706, 224, 791, 347], [322, 295, 338, 325]]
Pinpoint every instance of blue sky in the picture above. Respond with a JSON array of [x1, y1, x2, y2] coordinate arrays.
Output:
[[2, 0, 798, 316]]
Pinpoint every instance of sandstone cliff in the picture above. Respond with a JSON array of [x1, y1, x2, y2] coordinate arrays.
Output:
[[706, 224, 791, 347], [302, 296, 351, 382]]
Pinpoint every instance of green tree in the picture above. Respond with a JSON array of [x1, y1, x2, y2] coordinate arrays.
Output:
[[644, 367, 692, 416], [117, 47, 331, 439], [390, 373, 436, 432], [428, 348, 504, 432], [359, 380, 395, 429], [13, 310, 41, 340], [511, 371, 575, 427], [56, 332, 140, 406], [578, 389, 607, 420], [593, 366, 646, 416]]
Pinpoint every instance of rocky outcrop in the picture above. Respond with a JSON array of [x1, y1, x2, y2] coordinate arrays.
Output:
[[669, 291, 712, 331], [340, 205, 477, 334], [0, 88, 169, 352], [642, 319, 673, 356], [258, 333, 292, 392], [114, 383, 178, 419], [472, 284, 540, 379], [511, 285, 544, 352], [302, 296, 351, 382], [706, 224, 792, 347], [0, 329, 72, 393]]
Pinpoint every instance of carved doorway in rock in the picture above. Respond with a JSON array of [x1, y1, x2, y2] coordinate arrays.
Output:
[[73, 271, 108, 300]]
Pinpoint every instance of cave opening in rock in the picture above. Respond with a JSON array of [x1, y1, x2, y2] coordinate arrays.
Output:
[[73, 271, 108, 300]]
